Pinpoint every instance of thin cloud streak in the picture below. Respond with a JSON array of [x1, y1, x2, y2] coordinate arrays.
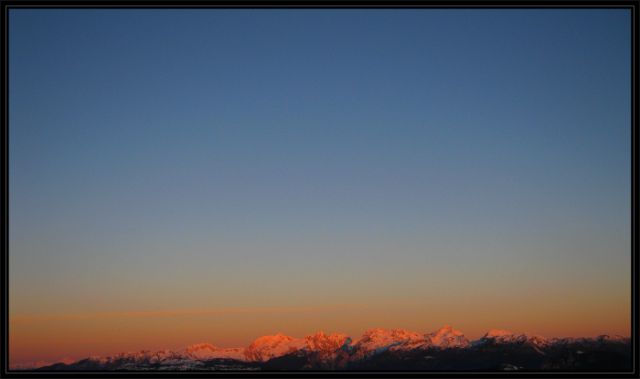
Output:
[[10, 304, 367, 324]]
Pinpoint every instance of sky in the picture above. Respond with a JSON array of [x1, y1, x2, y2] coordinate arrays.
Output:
[[8, 9, 631, 367]]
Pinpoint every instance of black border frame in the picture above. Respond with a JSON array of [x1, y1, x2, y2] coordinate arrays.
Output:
[[0, 1, 638, 378]]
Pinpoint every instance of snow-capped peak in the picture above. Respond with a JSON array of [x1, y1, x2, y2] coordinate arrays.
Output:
[[185, 343, 217, 355], [350, 328, 429, 361], [485, 329, 514, 338], [356, 328, 423, 348], [426, 325, 469, 348], [244, 333, 306, 362], [304, 331, 350, 353], [477, 329, 549, 348], [184, 343, 246, 361]]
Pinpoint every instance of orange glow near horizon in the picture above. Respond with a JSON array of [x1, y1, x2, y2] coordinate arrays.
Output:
[[9, 300, 630, 368]]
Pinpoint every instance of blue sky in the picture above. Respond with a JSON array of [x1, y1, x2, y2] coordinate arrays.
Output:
[[8, 9, 632, 360]]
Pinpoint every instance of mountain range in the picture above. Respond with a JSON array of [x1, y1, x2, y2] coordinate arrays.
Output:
[[33, 326, 631, 371]]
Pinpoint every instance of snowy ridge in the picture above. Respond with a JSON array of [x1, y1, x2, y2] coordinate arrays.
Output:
[[426, 324, 470, 348], [350, 328, 423, 360], [475, 329, 549, 349], [244, 333, 306, 362], [303, 331, 351, 358], [183, 343, 246, 361], [31, 326, 631, 370]]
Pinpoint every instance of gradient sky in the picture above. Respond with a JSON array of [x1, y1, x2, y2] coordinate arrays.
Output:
[[8, 9, 631, 366]]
